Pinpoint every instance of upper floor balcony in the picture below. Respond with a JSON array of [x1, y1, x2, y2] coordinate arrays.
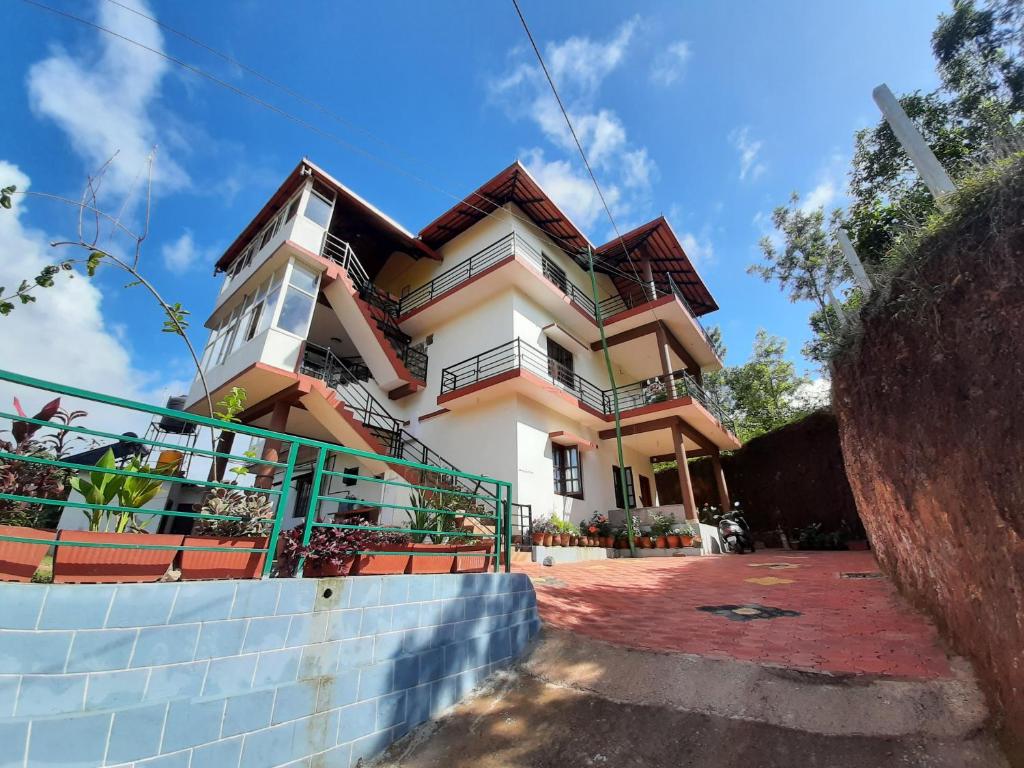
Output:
[[395, 231, 721, 372], [437, 338, 738, 449]]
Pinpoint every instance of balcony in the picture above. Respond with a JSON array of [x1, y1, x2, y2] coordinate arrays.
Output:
[[395, 232, 720, 370], [438, 339, 737, 447]]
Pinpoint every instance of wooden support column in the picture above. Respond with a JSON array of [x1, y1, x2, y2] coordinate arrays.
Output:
[[255, 400, 290, 490], [641, 258, 656, 301], [654, 323, 674, 379], [711, 450, 731, 511], [671, 420, 699, 523], [208, 430, 235, 483]]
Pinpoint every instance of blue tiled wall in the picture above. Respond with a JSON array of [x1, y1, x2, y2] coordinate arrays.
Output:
[[0, 573, 540, 768]]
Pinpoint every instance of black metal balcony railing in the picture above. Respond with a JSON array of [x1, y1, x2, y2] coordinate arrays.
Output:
[[397, 233, 714, 354], [440, 338, 606, 413], [439, 339, 734, 431]]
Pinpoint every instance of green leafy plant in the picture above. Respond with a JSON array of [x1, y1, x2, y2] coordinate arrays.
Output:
[[650, 512, 677, 536], [69, 449, 122, 532], [113, 455, 178, 533], [193, 487, 273, 537], [214, 388, 248, 423]]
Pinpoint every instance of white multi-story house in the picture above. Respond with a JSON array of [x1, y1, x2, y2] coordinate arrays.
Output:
[[184, 159, 739, 538]]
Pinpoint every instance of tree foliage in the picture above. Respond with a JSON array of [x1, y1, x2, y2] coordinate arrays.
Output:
[[751, 0, 1024, 364]]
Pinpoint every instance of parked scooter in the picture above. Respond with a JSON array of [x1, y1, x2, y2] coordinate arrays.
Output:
[[715, 503, 755, 554]]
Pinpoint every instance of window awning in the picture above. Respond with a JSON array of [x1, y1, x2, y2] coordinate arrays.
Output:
[[549, 430, 597, 450]]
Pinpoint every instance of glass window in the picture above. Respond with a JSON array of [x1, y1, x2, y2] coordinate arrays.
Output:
[[304, 184, 334, 229], [552, 444, 583, 499], [276, 289, 315, 336], [256, 271, 284, 337], [289, 262, 319, 294], [285, 196, 301, 222], [612, 466, 636, 509], [547, 338, 575, 389]]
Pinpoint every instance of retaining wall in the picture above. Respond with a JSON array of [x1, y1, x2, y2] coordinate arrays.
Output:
[[0, 573, 540, 767]]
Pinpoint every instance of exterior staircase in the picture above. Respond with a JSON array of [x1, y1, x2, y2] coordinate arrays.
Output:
[[299, 343, 495, 520]]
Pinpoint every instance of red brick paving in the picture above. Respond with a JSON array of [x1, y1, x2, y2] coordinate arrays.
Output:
[[515, 550, 953, 680]]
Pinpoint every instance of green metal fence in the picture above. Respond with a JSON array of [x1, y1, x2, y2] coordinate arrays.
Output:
[[0, 369, 512, 581]]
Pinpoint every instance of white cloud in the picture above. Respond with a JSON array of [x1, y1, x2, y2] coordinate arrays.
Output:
[[0, 160, 190, 435], [26, 0, 188, 197], [799, 153, 848, 213], [730, 127, 766, 182], [520, 149, 609, 230], [161, 230, 213, 274], [650, 40, 692, 86], [790, 377, 832, 410], [490, 17, 656, 237], [679, 230, 715, 266]]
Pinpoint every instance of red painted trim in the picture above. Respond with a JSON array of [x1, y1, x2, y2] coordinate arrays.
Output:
[[436, 367, 605, 420], [437, 369, 521, 405], [548, 430, 598, 450], [611, 396, 695, 422], [603, 293, 674, 326]]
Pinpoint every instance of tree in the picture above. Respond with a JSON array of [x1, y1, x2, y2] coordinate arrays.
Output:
[[750, 196, 849, 363], [725, 330, 812, 442]]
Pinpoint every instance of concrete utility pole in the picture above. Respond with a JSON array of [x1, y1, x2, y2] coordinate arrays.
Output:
[[837, 230, 872, 297], [872, 84, 956, 207]]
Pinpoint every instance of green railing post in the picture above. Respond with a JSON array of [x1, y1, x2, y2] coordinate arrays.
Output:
[[502, 483, 512, 573], [296, 448, 328, 577], [263, 440, 299, 578]]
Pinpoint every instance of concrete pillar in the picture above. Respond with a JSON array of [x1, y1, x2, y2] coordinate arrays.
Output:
[[671, 421, 699, 523], [711, 451, 731, 511], [255, 401, 290, 490], [872, 84, 956, 206]]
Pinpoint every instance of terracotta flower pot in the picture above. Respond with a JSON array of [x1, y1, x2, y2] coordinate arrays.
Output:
[[654, 535, 668, 549], [638, 536, 653, 549], [54, 531, 183, 583], [303, 557, 354, 578], [559, 533, 570, 546], [454, 542, 494, 573], [179, 536, 268, 581], [531, 532, 545, 546], [354, 544, 413, 575], [615, 537, 628, 549], [681, 535, 694, 547], [408, 543, 455, 574], [666, 534, 681, 548], [600, 536, 613, 548], [543, 533, 553, 546], [0, 525, 57, 582]]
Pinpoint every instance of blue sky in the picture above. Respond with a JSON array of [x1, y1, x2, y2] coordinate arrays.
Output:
[[0, 0, 949, 403]]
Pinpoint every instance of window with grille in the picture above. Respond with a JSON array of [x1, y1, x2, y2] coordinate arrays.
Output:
[[546, 338, 575, 389], [553, 444, 583, 498]]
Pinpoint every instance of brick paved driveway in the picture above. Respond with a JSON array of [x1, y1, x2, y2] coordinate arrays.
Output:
[[516, 550, 952, 679]]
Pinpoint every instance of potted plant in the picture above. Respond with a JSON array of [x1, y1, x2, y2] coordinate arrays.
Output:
[[530, 516, 550, 546], [452, 535, 494, 573], [0, 398, 84, 581], [403, 498, 456, 574], [355, 530, 413, 574], [280, 524, 357, 577], [56, 450, 183, 583], [650, 512, 674, 548], [677, 522, 697, 547], [179, 487, 274, 580]]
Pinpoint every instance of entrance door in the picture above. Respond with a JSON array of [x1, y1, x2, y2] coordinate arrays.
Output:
[[638, 475, 653, 507]]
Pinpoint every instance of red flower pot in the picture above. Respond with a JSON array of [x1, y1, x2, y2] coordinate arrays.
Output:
[[615, 537, 628, 549], [531, 532, 545, 546], [666, 534, 682, 548], [0, 525, 56, 582], [543, 533, 553, 546], [638, 536, 653, 549], [179, 536, 268, 581], [303, 557, 354, 578], [353, 545, 412, 575], [654, 535, 668, 549], [600, 536, 613, 548], [681, 535, 694, 547], [558, 534, 570, 547], [454, 542, 494, 573], [408, 543, 456, 574], [53, 531, 183, 583]]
